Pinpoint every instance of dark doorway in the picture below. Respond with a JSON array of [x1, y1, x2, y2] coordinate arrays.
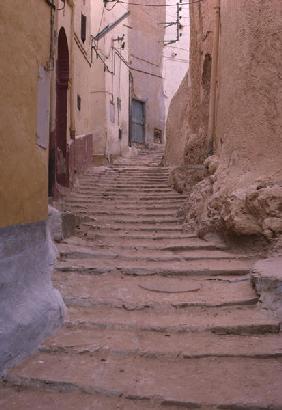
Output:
[[55, 27, 69, 187], [130, 99, 145, 144]]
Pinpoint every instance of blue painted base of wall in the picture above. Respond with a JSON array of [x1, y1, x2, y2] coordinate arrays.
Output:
[[0, 221, 65, 375]]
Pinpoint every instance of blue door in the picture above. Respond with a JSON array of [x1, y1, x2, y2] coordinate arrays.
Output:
[[131, 99, 145, 144]]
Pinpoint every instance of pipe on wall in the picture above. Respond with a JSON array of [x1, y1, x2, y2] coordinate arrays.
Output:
[[207, 0, 220, 154]]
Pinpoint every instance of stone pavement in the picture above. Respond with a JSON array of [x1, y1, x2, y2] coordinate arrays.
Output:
[[1, 146, 282, 409]]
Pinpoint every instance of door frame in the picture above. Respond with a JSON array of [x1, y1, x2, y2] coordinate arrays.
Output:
[[130, 98, 146, 145]]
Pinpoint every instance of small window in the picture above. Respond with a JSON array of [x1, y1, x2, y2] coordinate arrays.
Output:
[[81, 14, 87, 43], [77, 94, 81, 111]]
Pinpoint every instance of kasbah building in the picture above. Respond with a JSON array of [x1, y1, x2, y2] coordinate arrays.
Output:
[[0, 0, 282, 408]]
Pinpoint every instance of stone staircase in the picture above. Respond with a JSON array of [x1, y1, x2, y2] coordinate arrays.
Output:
[[1, 146, 282, 409]]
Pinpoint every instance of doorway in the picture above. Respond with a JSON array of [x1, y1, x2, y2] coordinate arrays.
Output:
[[55, 27, 69, 187], [130, 99, 145, 145]]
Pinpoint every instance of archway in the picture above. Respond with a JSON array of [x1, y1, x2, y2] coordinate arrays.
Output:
[[55, 27, 69, 187]]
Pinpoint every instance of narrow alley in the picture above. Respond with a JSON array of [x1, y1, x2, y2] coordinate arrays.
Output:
[[1, 0, 282, 408], [1, 147, 282, 409]]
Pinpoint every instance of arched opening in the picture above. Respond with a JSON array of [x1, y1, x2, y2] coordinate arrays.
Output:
[[55, 27, 69, 187]]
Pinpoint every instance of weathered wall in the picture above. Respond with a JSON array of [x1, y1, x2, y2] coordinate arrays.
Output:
[[0, 221, 65, 375], [0, 0, 51, 227], [51, 0, 94, 190], [0, 0, 65, 374], [165, 0, 215, 167], [165, 72, 189, 166], [91, 2, 130, 158], [128, 1, 166, 144], [166, 0, 282, 240], [163, 3, 189, 119]]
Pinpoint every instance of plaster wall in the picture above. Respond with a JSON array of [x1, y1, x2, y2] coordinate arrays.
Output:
[[0, 0, 66, 375], [165, 0, 215, 166], [91, 2, 130, 158], [0, 0, 51, 228], [215, 0, 282, 191], [0, 221, 65, 374], [166, 0, 282, 239], [56, 0, 94, 139], [128, 1, 166, 144], [163, 3, 190, 118]]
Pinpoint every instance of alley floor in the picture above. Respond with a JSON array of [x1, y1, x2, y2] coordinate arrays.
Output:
[[1, 146, 282, 409]]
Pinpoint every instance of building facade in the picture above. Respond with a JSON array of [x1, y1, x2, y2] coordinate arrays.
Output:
[[128, 0, 166, 146], [91, 0, 166, 159], [163, 2, 190, 119], [49, 0, 94, 194], [91, 1, 131, 160], [0, 0, 65, 374]]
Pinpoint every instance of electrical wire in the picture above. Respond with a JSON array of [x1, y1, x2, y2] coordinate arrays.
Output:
[[105, 0, 202, 7]]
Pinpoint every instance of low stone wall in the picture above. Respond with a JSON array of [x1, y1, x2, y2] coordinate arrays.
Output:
[[68, 133, 93, 187], [0, 221, 65, 375]]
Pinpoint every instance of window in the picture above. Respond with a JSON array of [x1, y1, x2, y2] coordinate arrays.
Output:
[[77, 95, 81, 111], [81, 14, 87, 43]]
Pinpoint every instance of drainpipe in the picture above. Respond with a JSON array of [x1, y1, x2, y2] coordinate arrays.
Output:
[[207, 0, 220, 154], [69, 0, 76, 139]]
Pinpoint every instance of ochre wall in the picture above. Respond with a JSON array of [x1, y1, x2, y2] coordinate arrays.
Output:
[[0, 0, 50, 228]]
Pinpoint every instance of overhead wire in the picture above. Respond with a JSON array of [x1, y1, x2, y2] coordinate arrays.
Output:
[[105, 0, 202, 7]]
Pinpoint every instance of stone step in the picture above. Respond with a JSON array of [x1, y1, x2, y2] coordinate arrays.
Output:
[[64, 201, 184, 211], [0, 387, 173, 410], [65, 198, 186, 207], [6, 351, 282, 408], [77, 187, 173, 193], [67, 305, 280, 335], [53, 271, 258, 309], [67, 236, 228, 250], [69, 207, 179, 219], [79, 222, 184, 233], [79, 214, 181, 224], [78, 183, 170, 189], [110, 166, 168, 170], [67, 194, 186, 201], [42, 327, 282, 359], [56, 257, 253, 277], [58, 243, 247, 262]]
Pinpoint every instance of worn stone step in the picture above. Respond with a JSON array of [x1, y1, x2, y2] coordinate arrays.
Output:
[[110, 166, 168, 170], [6, 352, 282, 408], [78, 183, 170, 189], [67, 194, 186, 202], [56, 258, 252, 276], [65, 236, 228, 251], [72, 208, 179, 223], [67, 305, 280, 335], [79, 215, 181, 224], [56, 256, 252, 277], [64, 201, 184, 211], [65, 199, 186, 208], [79, 222, 184, 232], [58, 243, 246, 262], [80, 231, 198, 241], [77, 187, 173, 193], [42, 327, 282, 359], [54, 271, 258, 309], [0, 387, 173, 410]]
